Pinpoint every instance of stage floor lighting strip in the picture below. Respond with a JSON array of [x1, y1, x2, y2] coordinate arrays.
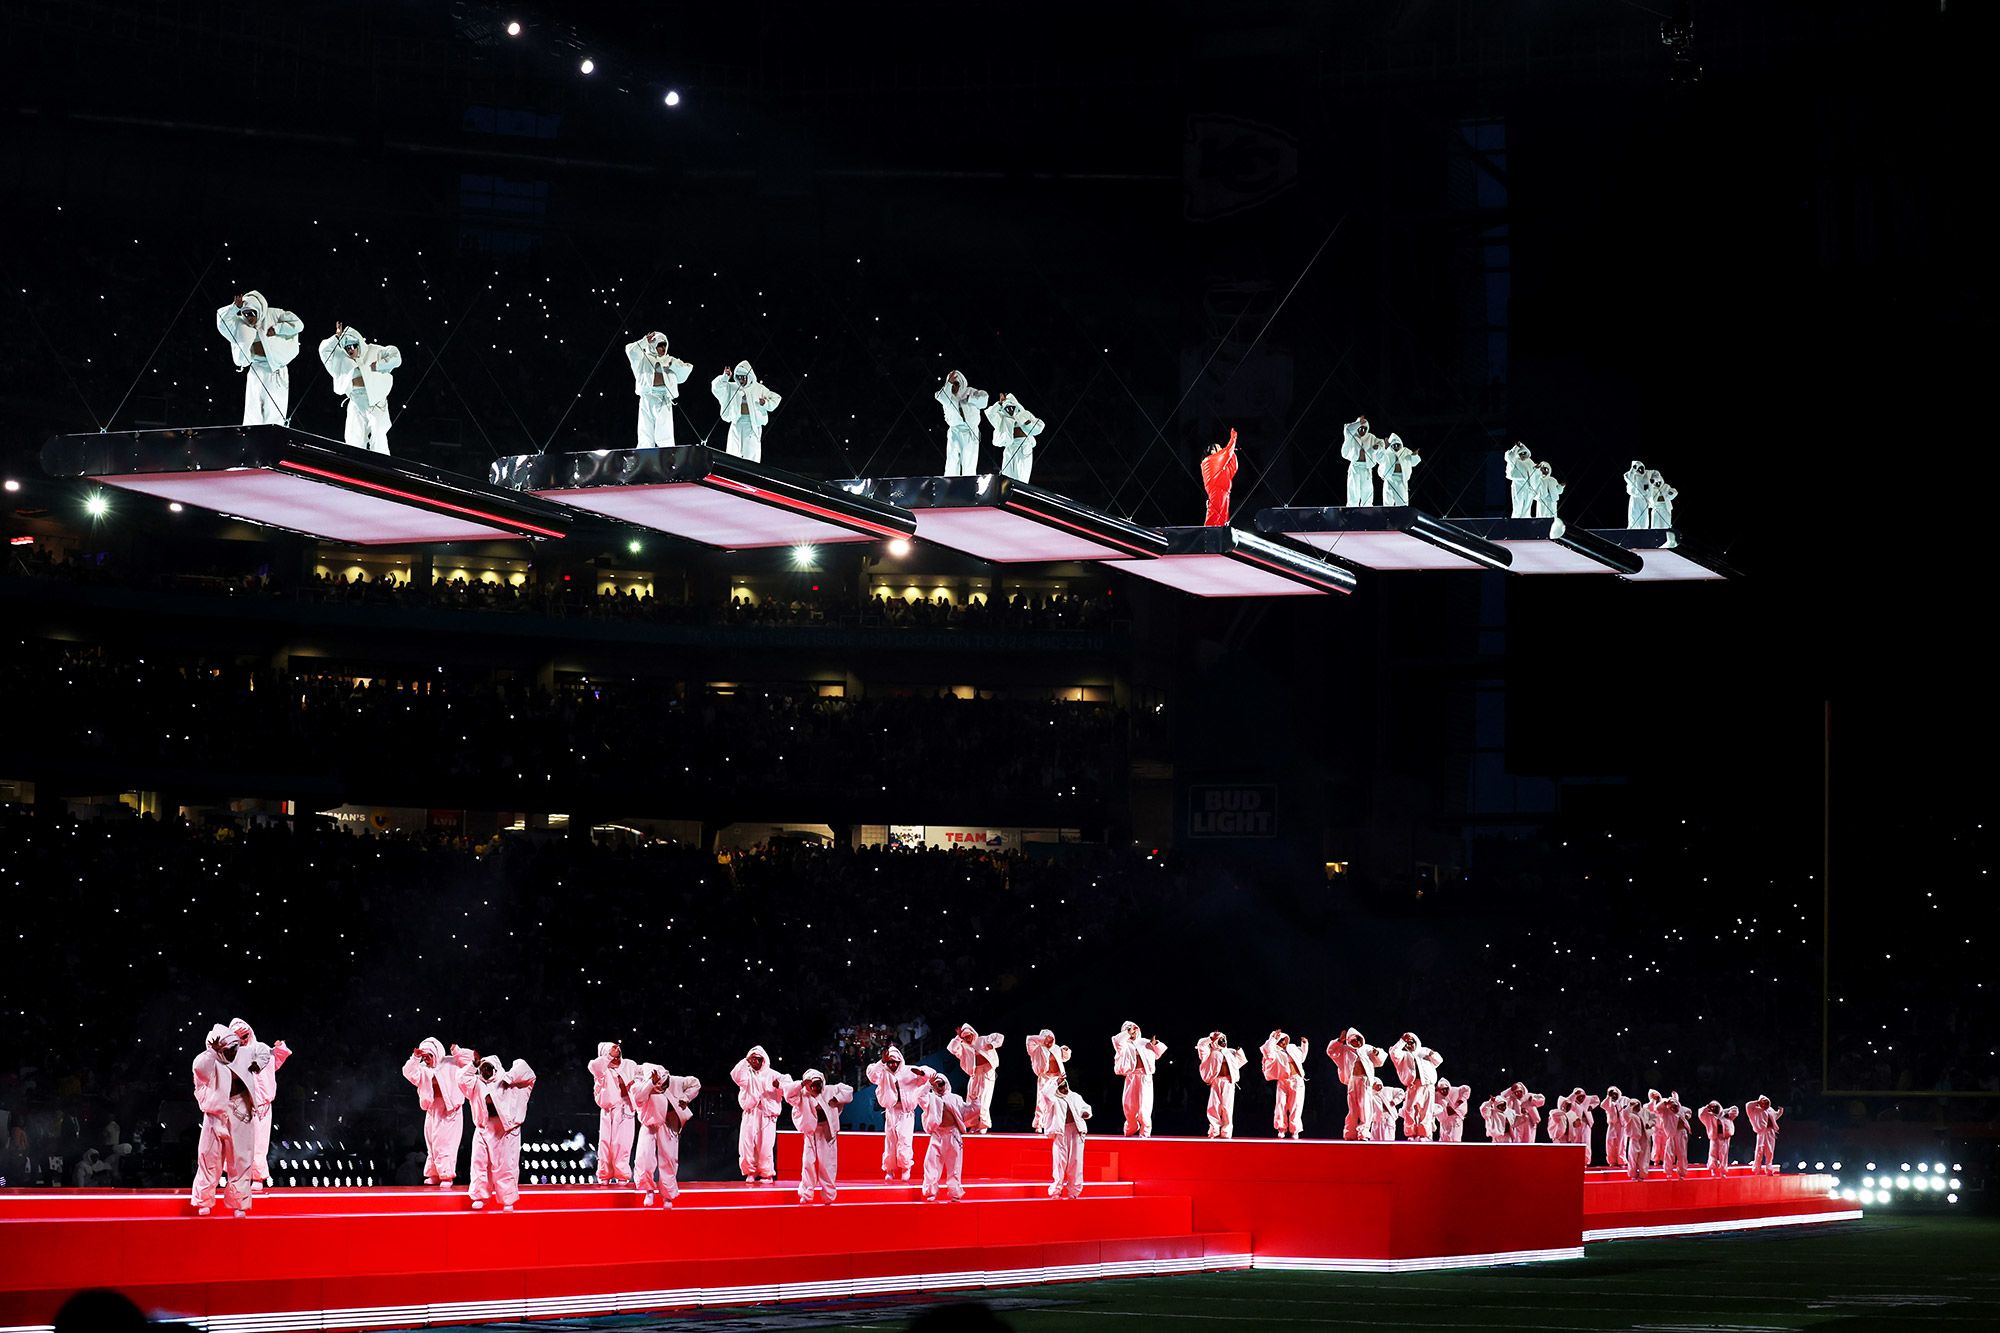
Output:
[[1582, 1208, 1864, 1242], [1252, 1245, 1586, 1273], [0, 1253, 1256, 1333]]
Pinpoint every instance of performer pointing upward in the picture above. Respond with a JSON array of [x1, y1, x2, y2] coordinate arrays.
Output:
[[1202, 428, 1239, 526]]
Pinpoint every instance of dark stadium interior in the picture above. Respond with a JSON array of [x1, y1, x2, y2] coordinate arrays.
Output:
[[2, 2, 1994, 1313]]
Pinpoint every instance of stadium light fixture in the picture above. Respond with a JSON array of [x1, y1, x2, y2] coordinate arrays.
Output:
[[85, 492, 108, 517], [506, 21, 521, 36], [791, 543, 816, 569], [580, 59, 595, 75], [665, 90, 681, 107]]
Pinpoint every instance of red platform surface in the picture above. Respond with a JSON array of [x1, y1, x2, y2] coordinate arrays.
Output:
[[1582, 1164, 1855, 1238], [778, 1132, 1585, 1269], [0, 1141, 1858, 1333]]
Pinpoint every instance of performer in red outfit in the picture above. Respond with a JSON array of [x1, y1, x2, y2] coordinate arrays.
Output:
[[1201, 428, 1239, 526]]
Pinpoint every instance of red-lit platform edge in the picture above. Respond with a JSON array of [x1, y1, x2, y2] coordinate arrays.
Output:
[[780, 1132, 1585, 1271], [0, 1141, 1856, 1332], [1582, 1164, 1854, 1240]]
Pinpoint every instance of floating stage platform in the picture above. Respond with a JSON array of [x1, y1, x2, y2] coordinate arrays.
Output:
[[41, 427, 572, 545], [491, 446, 915, 549], [0, 1137, 1850, 1332], [837, 475, 1167, 563]]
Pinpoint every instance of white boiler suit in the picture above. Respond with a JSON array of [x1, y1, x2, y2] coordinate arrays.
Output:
[[401, 1038, 469, 1185], [730, 1047, 785, 1182], [946, 1027, 1004, 1133]]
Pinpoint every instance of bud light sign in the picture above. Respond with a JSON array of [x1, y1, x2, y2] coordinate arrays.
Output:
[[1187, 784, 1276, 837]]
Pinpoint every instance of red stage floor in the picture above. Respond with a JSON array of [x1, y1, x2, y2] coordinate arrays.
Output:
[[0, 1136, 1854, 1333]]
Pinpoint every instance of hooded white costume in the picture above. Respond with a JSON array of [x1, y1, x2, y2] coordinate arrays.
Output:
[[730, 1045, 785, 1182], [1111, 1022, 1167, 1137], [1025, 1030, 1072, 1133], [1744, 1096, 1784, 1174], [1504, 1083, 1546, 1144], [588, 1041, 638, 1185], [1699, 1101, 1738, 1175], [1603, 1086, 1632, 1167], [1531, 462, 1566, 538], [1435, 1080, 1471, 1142], [1505, 444, 1537, 518], [783, 1070, 853, 1203], [401, 1038, 471, 1186], [1658, 1095, 1693, 1180], [946, 1025, 1004, 1133], [1195, 1033, 1248, 1139], [935, 371, 989, 476], [1328, 1029, 1387, 1141], [216, 291, 303, 426], [317, 326, 402, 454], [1262, 1031, 1309, 1138], [1377, 433, 1421, 506], [1044, 1080, 1092, 1199], [1478, 1094, 1513, 1142], [626, 334, 694, 448], [1388, 1034, 1443, 1141], [190, 1024, 254, 1214], [1343, 417, 1382, 507], [1646, 470, 1677, 529], [226, 1018, 288, 1189], [1557, 1089, 1601, 1163], [463, 1056, 535, 1209], [1623, 461, 1651, 528], [711, 361, 781, 462], [919, 1070, 971, 1201], [986, 393, 1045, 483], [1371, 1081, 1403, 1142], [864, 1045, 932, 1181], [631, 1063, 701, 1205]]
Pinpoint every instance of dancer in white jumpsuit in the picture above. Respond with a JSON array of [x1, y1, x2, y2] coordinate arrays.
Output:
[[1562, 1088, 1602, 1164], [1377, 433, 1422, 506], [1195, 1032, 1248, 1139], [1504, 1082, 1545, 1143], [1371, 1081, 1403, 1141], [463, 1056, 535, 1210], [1505, 443, 1537, 518], [711, 361, 781, 462], [190, 1025, 254, 1216], [1111, 1022, 1166, 1137], [317, 324, 401, 454], [1645, 1090, 1670, 1167], [1658, 1094, 1693, 1180], [987, 393, 1045, 483], [1617, 1096, 1654, 1181], [226, 1018, 288, 1191], [1478, 1093, 1512, 1141], [1623, 461, 1651, 528], [1328, 1028, 1386, 1141], [631, 1063, 700, 1206], [784, 1070, 852, 1204], [625, 333, 693, 448], [1699, 1101, 1737, 1175], [935, 370, 989, 476], [588, 1041, 638, 1185], [730, 1045, 786, 1183], [1389, 1033, 1442, 1141], [401, 1038, 471, 1187], [1262, 1030, 1309, 1138], [946, 1025, 1004, 1133], [216, 291, 302, 426], [1647, 470, 1677, 528], [1026, 1030, 1072, 1132], [1531, 461, 1566, 537], [1435, 1080, 1470, 1142], [919, 1070, 970, 1202], [1603, 1086, 1632, 1168], [1045, 1076, 1092, 1200], [1745, 1096, 1784, 1174], [1342, 417, 1381, 507], [865, 1045, 930, 1181]]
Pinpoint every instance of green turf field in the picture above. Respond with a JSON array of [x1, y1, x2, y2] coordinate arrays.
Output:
[[435, 1217, 1998, 1331]]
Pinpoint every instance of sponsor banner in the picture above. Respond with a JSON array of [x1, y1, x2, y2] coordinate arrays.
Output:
[[1187, 784, 1277, 838]]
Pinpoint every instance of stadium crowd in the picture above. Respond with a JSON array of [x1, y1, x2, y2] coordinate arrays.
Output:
[[1, 643, 1125, 812]]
